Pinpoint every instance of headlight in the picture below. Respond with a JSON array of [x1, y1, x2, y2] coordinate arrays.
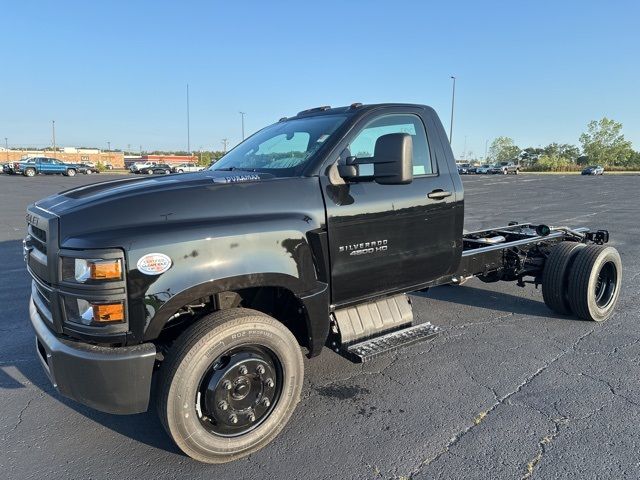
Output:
[[63, 297, 125, 326], [62, 257, 122, 283]]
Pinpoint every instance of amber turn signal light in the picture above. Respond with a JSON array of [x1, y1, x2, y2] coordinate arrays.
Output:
[[92, 302, 125, 323], [90, 260, 122, 280]]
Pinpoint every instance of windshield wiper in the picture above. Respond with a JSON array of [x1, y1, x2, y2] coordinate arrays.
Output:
[[215, 166, 257, 172]]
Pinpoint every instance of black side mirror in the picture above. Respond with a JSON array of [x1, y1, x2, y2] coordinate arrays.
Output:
[[337, 134, 413, 185], [372, 133, 413, 185]]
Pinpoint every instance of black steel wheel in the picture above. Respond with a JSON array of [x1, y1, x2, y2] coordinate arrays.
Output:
[[196, 345, 282, 437], [157, 308, 304, 463], [542, 241, 586, 315], [567, 245, 622, 321]]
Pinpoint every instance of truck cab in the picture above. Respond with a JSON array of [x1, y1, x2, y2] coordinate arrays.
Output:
[[18, 156, 78, 177], [24, 103, 620, 464]]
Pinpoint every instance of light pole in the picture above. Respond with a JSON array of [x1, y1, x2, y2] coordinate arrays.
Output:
[[484, 139, 489, 160], [449, 76, 456, 145], [239, 112, 246, 140], [107, 141, 111, 167], [222, 138, 228, 153], [52, 120, 56, 158], [4, 137, 8, 163], [186, 84, 191, 154]]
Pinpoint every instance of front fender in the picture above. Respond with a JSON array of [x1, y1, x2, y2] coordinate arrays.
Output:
[[121, 216, 327, 344]]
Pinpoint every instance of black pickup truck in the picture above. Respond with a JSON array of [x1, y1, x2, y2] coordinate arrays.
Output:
[[24, 103, 621, 463]]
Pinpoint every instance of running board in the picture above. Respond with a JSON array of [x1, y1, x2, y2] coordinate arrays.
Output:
[[341, 322, 439, 363]]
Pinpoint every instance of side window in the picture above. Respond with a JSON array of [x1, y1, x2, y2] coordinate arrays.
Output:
[[349, 114, 433, 176], [40, 158, 52, 164]]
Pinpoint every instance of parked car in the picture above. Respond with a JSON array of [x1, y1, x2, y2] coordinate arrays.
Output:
[[581, 165, 604, 175], [139, 163, 172, 175], [475, 164, 491, 174], [76, 163, 100, 175], [130, 161, 157, 173], [489, 162, 519, 175], [172, 163, 205, 173], [457, 163, 471, 174], [14, 156, 79, 177], [2, 163, 15, 174]]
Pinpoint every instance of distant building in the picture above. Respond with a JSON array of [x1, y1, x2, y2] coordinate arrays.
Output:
[[2, 148, 124, 167]]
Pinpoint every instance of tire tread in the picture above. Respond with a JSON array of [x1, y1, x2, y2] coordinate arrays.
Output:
[[542, 242, 585, 315]]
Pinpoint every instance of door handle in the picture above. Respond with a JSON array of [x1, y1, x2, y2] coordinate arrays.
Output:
[[427, 189, 452, 200]]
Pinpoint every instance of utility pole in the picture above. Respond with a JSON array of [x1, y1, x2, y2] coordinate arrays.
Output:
[[186, 84, 191, 154], [449, 76, 456, 145], [107, 141, 111, 167], [4, 137, 8, 163], [239, 112, 246, 140], [484, 139, 489, 160], [127, 144, 131, 154], [140, 145, 143, 156], [52, 120, 56, 158], [221, 138, 228, 153]]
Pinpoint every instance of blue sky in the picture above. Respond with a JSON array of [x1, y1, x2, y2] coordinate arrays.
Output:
[[1, 0, 638, 157]]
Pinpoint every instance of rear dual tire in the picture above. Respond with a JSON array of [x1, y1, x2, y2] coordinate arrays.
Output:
[[542, 242, 621, 321], [156, 308, 304, 464]]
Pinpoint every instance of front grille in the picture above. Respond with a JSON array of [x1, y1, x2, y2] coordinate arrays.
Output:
[[28, 225, 47, 255], [31, 280, 54, 326]]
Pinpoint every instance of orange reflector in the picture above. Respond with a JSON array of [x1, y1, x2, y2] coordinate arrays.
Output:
[[92, 302, 125, 323], [90, 260, 122, 280]]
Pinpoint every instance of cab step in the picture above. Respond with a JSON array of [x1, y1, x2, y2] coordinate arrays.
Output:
[[341, 322, 439, 363]]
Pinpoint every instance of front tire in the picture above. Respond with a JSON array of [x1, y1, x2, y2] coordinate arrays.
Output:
[[66, 168, 76, 177], [24, 168, 36, 177], [157, 308, 304, 463]]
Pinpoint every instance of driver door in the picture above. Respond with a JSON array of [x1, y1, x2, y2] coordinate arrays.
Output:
[[323, 112, 459, 305]]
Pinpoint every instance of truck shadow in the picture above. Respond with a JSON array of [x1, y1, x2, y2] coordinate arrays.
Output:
[[417, 284, 583, 321]]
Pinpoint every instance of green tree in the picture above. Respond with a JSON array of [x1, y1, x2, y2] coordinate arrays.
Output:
[[579, 118, 634, 166], [542, 143, 579, 162], [488, 137, 520, 163], [535, 153, 572, 171]]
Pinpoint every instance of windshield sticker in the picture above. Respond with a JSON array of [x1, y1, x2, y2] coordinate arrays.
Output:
[[317, 134, 329, 143], [213, 174, 261, 184]]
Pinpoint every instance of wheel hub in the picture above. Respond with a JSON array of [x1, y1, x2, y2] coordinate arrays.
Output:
[[198, 347, 281, 436], [594, 261, 617, 308]]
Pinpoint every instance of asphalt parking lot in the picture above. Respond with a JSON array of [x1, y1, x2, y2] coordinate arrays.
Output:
[[1, 173, 639, 479]]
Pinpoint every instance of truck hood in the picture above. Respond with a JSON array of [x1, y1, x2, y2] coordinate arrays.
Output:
[[35, 170, 274, 215], [32, 170, 319, 249]]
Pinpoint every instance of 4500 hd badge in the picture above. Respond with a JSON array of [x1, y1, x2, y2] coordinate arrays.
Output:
[[339, 239, 388, 256]]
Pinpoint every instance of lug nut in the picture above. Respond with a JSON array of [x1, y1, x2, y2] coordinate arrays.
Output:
[[218, 400, 228, 411], [262, 398, 271, 407], [228, 414, 238, 424], [248, 411, 256, 422], [265, 378, 274, 388], [222, 380, 233, 390], [256, 365, 265, 375], [239, 365, 248, 375]]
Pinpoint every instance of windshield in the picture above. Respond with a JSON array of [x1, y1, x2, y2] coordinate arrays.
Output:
[[211, 115, 347, 176]]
